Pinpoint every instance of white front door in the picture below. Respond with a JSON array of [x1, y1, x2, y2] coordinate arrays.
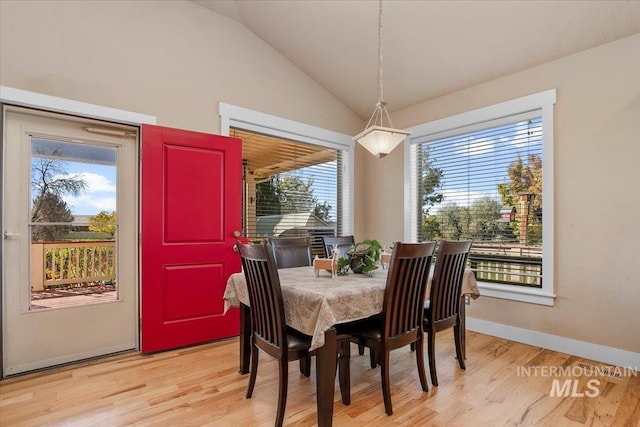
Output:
[[2, 107, 138, 376]]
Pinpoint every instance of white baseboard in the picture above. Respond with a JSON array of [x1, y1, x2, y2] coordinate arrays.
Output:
[[467, 317, 640, 368]]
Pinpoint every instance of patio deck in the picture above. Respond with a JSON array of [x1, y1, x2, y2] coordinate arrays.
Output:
[[30, 284, 116, 309]]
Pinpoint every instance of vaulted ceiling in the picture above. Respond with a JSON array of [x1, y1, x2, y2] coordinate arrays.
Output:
[[194, 0, 640, 120]]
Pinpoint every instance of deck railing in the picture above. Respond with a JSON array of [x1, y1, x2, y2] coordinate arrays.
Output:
[[468, 243, 543, 288], [31, 241, 116, 291]]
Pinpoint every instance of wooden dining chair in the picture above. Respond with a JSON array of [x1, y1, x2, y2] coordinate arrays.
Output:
[[321, 235, 367, 358], [321, 235, 355, 259], [236, 240, 321, 427], [337, 241, 437, 415], [423, 240, 472, 387], [267, 236, 314, 376], [268, 236, 312, 268]]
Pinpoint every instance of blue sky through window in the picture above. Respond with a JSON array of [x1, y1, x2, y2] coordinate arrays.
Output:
[[31, 138, 117, 217], [59, 162, 117, 216], [424, 118, 542, 214]]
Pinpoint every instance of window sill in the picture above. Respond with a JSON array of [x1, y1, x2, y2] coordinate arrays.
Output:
[[477, 281, 555, 306]]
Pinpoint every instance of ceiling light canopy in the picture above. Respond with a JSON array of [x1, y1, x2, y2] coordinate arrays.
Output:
[[354, 0, 410, 158]]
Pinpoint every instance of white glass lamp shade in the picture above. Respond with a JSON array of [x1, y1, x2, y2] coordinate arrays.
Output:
[[353, 125, 410, 158]]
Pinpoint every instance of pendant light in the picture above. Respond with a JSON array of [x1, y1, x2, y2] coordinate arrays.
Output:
[[353, 0, 410, 158]]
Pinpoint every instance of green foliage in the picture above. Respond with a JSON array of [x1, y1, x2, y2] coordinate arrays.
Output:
[[420, 152, 543, 246], [31, 192, 74, 241], [275, 174, 317, 214], [44, 244, 115, 285], [437, 203, 469, 240], [255, 177, 281, 216], [419, 147, 444, 215], [468, 197, 501, 241], [422, 215, 441, 240], [427, 197, 504, 242], [418, 146, 445, 241], [89, 211, 117, 237], [497, 154, 543, 245], [348, 239, 383, 276], [337, 257, 351, 276], [255, 173, 332, 222]]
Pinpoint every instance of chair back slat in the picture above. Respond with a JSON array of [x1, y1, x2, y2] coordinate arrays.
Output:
[[269, 237, 312, 268], [383, 242, 436, 340], [237, 241, 287, 355], [429, 240, 472, 323]]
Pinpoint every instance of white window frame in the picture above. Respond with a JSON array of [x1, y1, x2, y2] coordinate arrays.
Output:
[[0, 86, 155, 125], [219, 103, 355, 236], [404, 89, 556, 306]]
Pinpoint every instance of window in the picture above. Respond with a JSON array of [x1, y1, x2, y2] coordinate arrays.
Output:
[[405, 90, 555, 305], [232, 129, 350, 256], [220, 103, 354, 257], [30, 138, 119, 309]]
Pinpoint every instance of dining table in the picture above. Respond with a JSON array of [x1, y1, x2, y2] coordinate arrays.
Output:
[[223, 264, 480, 427]]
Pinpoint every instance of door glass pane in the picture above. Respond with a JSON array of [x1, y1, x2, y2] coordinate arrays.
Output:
[[30, 138, 118, 310]]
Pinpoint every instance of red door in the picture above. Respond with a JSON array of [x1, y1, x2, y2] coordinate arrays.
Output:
[[141, 124, 242, 352]]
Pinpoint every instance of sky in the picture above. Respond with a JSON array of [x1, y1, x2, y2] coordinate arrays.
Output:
[[31, 160, 117, 217], [424, 118, 542, 214], [31, 138, 118, 217], [61, 162, 117, 216]]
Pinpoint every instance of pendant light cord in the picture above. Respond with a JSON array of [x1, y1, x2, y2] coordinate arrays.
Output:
[[378, 0, 384, 104], [354, 0, 410, 150], [362, 0, 401, 131]]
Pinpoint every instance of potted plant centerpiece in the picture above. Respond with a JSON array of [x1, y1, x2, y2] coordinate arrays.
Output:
[[338, 239, 383, 276]]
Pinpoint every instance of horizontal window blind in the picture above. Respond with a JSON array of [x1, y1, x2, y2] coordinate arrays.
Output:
[[415, 113, 543, 288], [232, 128, 347, 257]]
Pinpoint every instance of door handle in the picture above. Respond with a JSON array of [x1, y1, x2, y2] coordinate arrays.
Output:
[[232, 231, 241, 252], [3, 231, 20, 239]]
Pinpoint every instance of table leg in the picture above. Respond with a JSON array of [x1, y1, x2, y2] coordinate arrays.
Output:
[[239, 303, 251, 374], [316, 328, 337, 427]]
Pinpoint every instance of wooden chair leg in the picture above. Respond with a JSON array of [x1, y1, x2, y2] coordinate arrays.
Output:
[[275, 359, 288, 427], [454, 323, 466, 370], [415, 336, 429, 392], [427, 330, 438, 387], [459, 300, 467, 360], [370, 348, 378, 369], [239, 304, 251, 374], [358, 344, 365, 355], [338, 340, 351, 405], [410, 342, 416, 352], [246, 343, 259, 398], [299, 356, 311, 377], [380, 351, 393, 415]]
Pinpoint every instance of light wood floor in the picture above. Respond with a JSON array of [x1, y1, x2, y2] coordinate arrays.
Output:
[[1, 330, 638, 426]]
